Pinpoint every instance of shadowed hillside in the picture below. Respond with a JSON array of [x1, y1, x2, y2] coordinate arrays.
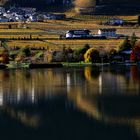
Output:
[[95, 4, 140, 15], [0, 0, 8, 5], [0, 0, 140, 15], [95, 0, 140, 15], [97, 0, 140, 5], [0, 0, 72, 11], [1, 0, 49, 9]]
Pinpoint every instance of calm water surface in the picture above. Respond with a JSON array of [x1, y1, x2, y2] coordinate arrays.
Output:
[[0, 65, 140, 140]]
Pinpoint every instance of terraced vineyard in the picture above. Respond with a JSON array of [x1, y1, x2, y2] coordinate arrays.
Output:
[[7, 39, 123, 51], [0, 15, 138, 51]]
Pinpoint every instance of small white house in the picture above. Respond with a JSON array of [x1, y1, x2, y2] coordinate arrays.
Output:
[[98, 28, 117, 37], [108, 18, 124, 25]]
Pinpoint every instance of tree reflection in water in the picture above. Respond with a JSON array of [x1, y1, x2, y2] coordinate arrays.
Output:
[[0, 67, 139, 140]]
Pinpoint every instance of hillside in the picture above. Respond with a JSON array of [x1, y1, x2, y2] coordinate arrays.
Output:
[[0, 0, 140, 15], [0, 0, 8, 6], [97, 0, 140, 5], [95, 4, 140, 15], [0, 0, 72, 11], [0, 0, 48, 8]]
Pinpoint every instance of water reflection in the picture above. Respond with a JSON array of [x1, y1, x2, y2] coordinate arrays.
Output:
[[0, 66, 140, 140]]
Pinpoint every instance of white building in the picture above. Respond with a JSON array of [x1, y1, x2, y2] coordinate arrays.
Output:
[[66, 29, 92, 39], [98, 28, 117, 37], [107, 18, 124, 25]]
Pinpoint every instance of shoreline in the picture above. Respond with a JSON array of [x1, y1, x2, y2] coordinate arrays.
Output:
[[0, 62, 138, 69]]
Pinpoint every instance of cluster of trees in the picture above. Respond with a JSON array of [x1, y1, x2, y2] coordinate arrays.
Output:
[[0, 39, 46, 64], [1, 32, 140, 64], [119, 33, 137, 52], [59, 33, 139, 63], [60, 44, 109, 63], [118, 33, 140, 62], [113, 33, 140, 63], [62, 44, 90, 62]]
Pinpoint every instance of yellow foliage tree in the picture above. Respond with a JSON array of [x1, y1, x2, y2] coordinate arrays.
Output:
[[84, 48, 100, 63]]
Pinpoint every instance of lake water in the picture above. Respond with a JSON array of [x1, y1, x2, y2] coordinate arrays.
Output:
[[0, 65, 140, 140]]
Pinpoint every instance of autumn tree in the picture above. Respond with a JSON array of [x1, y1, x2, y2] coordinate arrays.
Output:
[[130, 42, 140, 62], [0, 49, 9, 64], [84, 48, 100, 63], [0, 39, 9, 63]]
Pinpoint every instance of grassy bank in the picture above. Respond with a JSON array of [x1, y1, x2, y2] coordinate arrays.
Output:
[[62, 62, 92, 66]]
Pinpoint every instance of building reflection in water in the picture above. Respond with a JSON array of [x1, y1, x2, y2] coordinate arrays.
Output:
[[0, 66, 139, 138]]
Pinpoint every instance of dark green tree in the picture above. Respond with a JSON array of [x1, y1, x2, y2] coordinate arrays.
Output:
[[79, 44, 90, 54], [21, 46, 31, 57], [73, 44, 90, 62], [1, 39, 8, 49], [130, 32, 137, 48], [119, 36, 131, 52]]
